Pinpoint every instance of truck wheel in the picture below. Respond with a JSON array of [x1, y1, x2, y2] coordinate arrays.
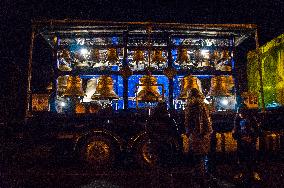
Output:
[[135, 137, 180, 168], [135, 138, 159, 168], [80, 136, 117, 168]]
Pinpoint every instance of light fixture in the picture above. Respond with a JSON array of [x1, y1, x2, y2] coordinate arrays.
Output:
[[60, 101, 66, 107], [80, 48, 89, 56], [221, 98, 229, 106]]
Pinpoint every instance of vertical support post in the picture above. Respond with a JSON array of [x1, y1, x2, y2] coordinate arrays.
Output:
[[255, 30, 265, 112], [231, 36, 241, 108], [122, 31, 129, 110], [49, 35, 59, 112], [167, 35, 174, 109], [25, 27, 36, 118]]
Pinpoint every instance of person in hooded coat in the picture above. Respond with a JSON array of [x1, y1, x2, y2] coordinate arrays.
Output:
[[185, 88, 213, 156]]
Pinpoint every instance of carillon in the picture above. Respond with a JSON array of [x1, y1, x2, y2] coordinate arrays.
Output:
[[208, 76, 231, 97], [106, 48, 119, 66], [178, 76, 201, 99], [91, 75, 119, 100], [63, 76, 85, 97], [136, 75, 163, 102]]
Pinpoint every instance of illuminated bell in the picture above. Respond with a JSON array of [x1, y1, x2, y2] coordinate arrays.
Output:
[[91, 49, 100, 62], [176, 48, 189, 64], [46, 82, 53, 93], [61, 49, 71, 62], [59, 49, 72, 71], [178, 76, 201, 99], [63, 76, 85, 97], [58, 64, 72, 71], [221, 50, 230, 60], [226, 76, 234, 91], [106, 48, 119, 65], [57, 75, 69, 96], [210, 50, 220, 61], [74, 52, 84, 62], [194, 50, 202, 62], [91, 75, 119, 100], [152, 50, 166, 63], [137, 75, 162, 102], [208, 76, 231, 96], [133, 49, 145, 62]]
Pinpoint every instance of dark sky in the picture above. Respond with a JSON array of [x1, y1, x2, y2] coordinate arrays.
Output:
[[1, 0, 283, 67]]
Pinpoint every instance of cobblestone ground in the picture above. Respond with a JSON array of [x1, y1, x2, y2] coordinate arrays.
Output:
[[1, 139, 284, 188]]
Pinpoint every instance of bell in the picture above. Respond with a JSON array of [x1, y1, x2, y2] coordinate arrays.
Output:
[[57, 75, 69, 96], [221, 50, 230, 60], [226, 76, 234, 91], [210, 50, 220, 61], [59, 64, 72, 71], [58, 49, 72, 71], [133, 49, 145, 62], [178, 76, 202, 99], [91, 75, 119, 100], [106, 48, 119, 65], [74, 52, 84, 62], [152, 50, 166, 63], [46, 82, 53, 93], [176, 48, 189, 64], [61, 49, 71, 62], [136, 75, 162, 102], [91, 49, 100, 62], [63, 76, 85, 97], [194, 49, 203, 62], [208, 76, 231, 96]]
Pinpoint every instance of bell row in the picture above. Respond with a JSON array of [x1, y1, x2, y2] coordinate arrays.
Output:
[[57, 48, 233, 72], [54, 74, 235, 102]]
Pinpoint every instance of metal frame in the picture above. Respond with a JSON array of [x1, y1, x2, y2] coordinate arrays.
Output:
[[26, 20, 264, 117]]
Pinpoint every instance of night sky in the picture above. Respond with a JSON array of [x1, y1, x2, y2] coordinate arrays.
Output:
[[0, 0, 283, 119]]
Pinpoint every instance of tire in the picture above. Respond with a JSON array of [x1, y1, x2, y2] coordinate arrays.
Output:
[[135, 136, 180, 168], [135, 138, 159, 168], [80, 135, 118, 168]]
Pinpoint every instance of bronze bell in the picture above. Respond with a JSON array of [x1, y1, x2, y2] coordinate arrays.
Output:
[[221, 50, 230, 60], [152, 50, 166, 63], [106, 48, 119, 65], [226, 75, 234, 91], [210, 50, 220, 61], [91, 75, 119, 100], [63, 76, 85, 97], [208, 76, 231, 96], [133, 49, 145, 62], [176, 48, 189, 64], [61, 49, 71, 62], [194, 49, 202, 62], [178, 76, 201, 99], [91, 49, 100, 62], [136, 75, 162, 102]]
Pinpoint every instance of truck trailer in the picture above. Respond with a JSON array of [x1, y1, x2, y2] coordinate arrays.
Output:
[[25, 20, 261, 168]]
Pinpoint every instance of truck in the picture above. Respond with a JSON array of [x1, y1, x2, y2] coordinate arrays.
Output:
[[23, 20, 262, 168]]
